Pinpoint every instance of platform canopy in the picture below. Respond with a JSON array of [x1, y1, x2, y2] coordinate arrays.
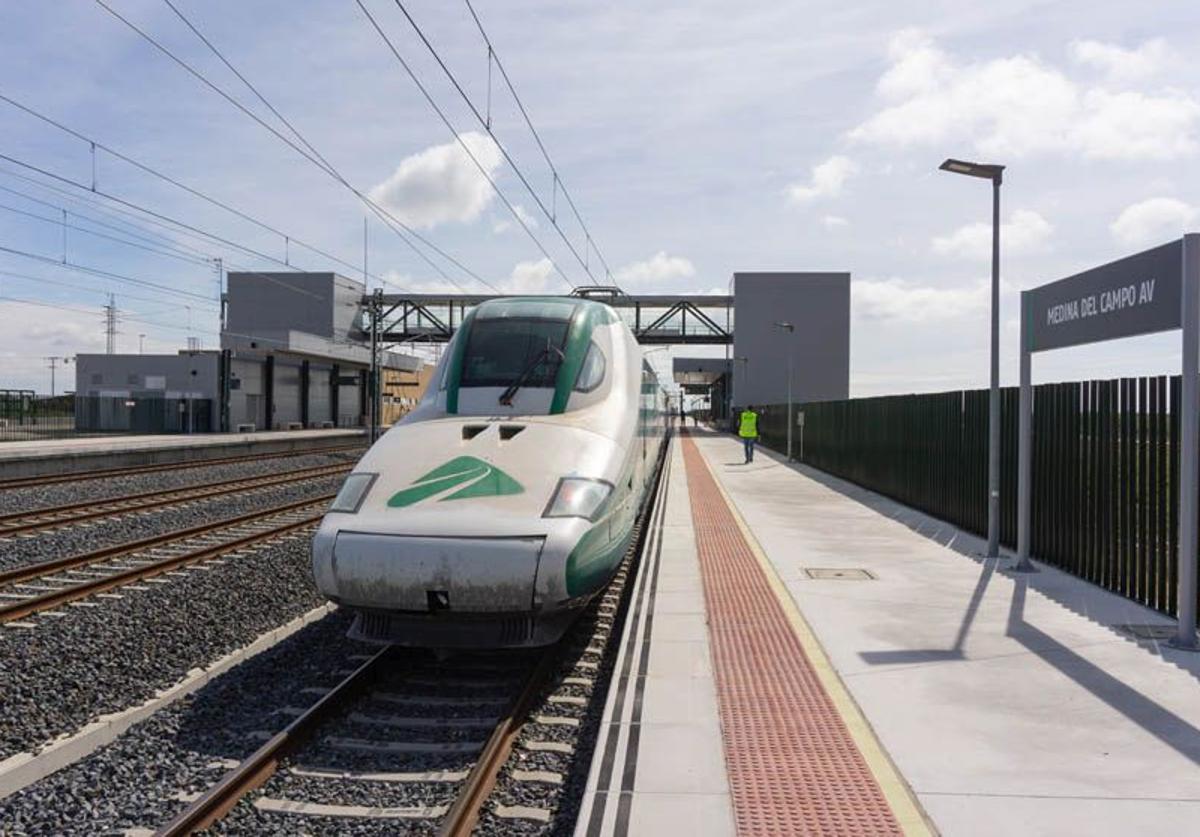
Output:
[[366, 287, 733, 345], [673, 357, 729, 389]]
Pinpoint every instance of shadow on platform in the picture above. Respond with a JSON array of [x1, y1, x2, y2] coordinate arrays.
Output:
[[735, 439, 1200, 766]]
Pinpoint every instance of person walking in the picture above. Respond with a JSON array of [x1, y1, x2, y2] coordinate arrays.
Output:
[[738, 405, 759, 463]]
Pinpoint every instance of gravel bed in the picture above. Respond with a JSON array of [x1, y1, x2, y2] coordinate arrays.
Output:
[[0, 448, 361, 515], [0, 474, 345, 573], [477, 581, 633, 836], [0, 533, 329, 761], [0, 611, 372, 836]]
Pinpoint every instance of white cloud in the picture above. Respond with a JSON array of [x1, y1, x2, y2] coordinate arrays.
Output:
[[1109, 197, 1199, 247], [850, 30, 1200, 160], [821, 215, 848, 229], [786, 155, 857, 203], [505, 257, 555, 293], [932, 209, 1053, 260], [368, 131, 504, 229], [614, 251, 696, 287], [0, 299, 109, 391], [493, 203, 540, 234], [1069, 38, 1172, 82], [853, 277, 988, 324]]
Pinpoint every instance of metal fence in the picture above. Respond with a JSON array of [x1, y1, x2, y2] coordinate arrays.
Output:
[[0, 390, 82, 442], [0, 392, 217, 442], [757, 375, 1193, 619]]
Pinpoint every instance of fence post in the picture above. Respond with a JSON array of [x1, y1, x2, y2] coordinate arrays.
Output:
[[1174, 234, 1200, 649], [1016, 292, 1035, 571]]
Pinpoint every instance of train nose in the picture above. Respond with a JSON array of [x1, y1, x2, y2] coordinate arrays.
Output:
[[329, 532, 547, 612]]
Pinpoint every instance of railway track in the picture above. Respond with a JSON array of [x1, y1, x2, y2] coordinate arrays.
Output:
[[153, 443, 668, 835], [0, 442, 363, 490], [154, 645, 558, 836], [0, 495, 332, 624], [0, 461, 352, 537]]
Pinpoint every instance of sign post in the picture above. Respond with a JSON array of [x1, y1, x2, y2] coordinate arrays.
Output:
[[1017, 235, 1198, 649]]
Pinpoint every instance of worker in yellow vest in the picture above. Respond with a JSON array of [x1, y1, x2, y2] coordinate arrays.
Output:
[[738, 405, 759, 463]]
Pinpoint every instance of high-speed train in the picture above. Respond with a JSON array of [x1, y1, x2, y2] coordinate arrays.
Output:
[[312, 296, 670, 648]]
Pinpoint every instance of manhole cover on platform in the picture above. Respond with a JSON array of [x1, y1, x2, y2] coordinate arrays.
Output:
[[1114, 623, 1176, 641], [803, 568, 876, 580]]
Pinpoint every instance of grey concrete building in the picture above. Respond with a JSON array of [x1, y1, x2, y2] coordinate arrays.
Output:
[[75, 272, 423, 433], [731, 272, 850, 409], [74, 352, 221, 432]]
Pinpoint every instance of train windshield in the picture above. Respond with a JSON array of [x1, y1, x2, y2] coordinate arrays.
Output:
[[460, 317, 570, 389]]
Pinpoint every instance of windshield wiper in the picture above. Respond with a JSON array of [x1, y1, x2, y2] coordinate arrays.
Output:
[[499, 342, 564, 406]]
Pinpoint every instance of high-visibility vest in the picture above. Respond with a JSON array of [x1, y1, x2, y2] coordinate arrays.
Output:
[[738, 410, 758, 438]]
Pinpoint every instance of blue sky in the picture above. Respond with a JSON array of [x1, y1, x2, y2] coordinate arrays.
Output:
[[2, 0, 1199, 394]]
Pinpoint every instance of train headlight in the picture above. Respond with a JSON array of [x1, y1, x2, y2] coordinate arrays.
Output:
[[543, 477, 613, 521], [330, 472, 377, 513]]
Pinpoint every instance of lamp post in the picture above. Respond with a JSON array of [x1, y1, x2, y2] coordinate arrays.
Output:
[[774, 321, 795, 459], [940, 157, 1004, 560], [139, 334, 146, 354], [735, 355, 750, 404]]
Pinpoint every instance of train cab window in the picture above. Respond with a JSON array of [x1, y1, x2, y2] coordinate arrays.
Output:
[[573, 342, 606, 393], [460, 317, 569, 389]]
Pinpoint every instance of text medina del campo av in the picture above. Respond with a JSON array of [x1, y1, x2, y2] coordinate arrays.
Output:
[[1046, 278, 1159, 326]]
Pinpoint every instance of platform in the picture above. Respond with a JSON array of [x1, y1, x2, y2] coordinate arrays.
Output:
[[579, 429, 1200, 836], [0, 428, 365, 479]]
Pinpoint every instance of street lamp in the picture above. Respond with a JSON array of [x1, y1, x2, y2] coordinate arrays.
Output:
[[139, 334, 146, 354], [774, 321, 795, 460], [735, 355, 750, 404], [940, 157, 1005, 560]]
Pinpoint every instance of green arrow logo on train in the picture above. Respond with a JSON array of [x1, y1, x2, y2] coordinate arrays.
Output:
[[387, 456, 524, 507]]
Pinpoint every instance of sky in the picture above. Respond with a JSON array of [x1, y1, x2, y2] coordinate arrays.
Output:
[[1, 0, 1199, 396]]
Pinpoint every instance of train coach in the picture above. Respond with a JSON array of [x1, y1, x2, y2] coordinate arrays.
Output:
[[311, 296, 669, 647]]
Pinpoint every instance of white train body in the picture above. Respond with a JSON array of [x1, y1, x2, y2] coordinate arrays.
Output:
[[311, 297, 669, 647]]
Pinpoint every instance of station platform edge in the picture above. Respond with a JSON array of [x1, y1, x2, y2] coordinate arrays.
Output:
[[579, 428, 1200, 836], [0, 428, 365, 479]]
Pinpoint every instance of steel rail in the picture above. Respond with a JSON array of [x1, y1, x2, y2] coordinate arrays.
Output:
[[437, 647, 559, 837], [0, 461, 351, 536], [0, 493, 333, 589], [153, 644, 559, 835], [0, 443, 363, 490], [154, 645, 400, 836], [0, 497, 332, 623]]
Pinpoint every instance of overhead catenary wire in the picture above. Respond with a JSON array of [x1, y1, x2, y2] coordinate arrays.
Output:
[[0, 269, 220, 314], [0, 294, 213, 339], [0, 201, 215, 268], [390, 0, 607, 285], [0, 152, 388, 309], [0, 166, 362, 307], [0, 171, 231, 265], [0, 243, 216, 303], [156, 0, 438, 294], [462, 0, 614, 282], [92, 1, 495, 294], [0, 151, 325, 301], [353, 0, 578, 291], [0, 181, 222, 266], [0, 95, 402, 291]]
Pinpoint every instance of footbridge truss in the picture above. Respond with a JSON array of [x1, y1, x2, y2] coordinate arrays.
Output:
[[365, 287, 733, 346]]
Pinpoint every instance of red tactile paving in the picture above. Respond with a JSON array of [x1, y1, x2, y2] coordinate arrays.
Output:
[[682, 434, 903, 836]]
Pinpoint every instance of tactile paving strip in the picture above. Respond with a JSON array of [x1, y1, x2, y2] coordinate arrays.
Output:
[[682, 435, 903, 836]]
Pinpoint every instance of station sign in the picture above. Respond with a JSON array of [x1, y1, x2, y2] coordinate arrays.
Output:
[[1026, 240, 1182, 353]]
